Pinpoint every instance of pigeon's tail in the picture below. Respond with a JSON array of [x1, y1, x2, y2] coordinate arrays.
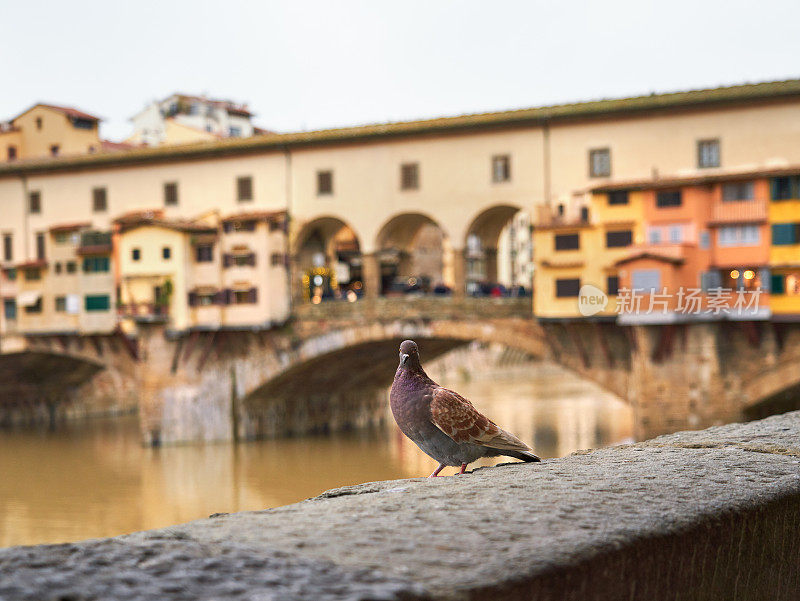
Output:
[[502, 449, 541, 463]]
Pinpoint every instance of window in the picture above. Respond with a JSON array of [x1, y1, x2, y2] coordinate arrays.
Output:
[[554, 233, 580, 251], [718, 225, 761, 247], [492, 155, 511, 183], [237, 176, 253, 202], [29, 190, 41, 214], [317, 170, 333, 195], [229, 126, 242, 137], [55, 262, 62, 274], [85, 294, 111, 312], [2, 233, 11, 261], [605, 230, 632, 248], [65, 261, 76, 274], [589, 148, 611, 177], [162, 246, 171, 260], [400, 163, 419, 190], [92, 187, 107, 212], [24, 268, 41, 281], [50, 145, 60, 157], [233, 288, 258, 304], [668, 225, 683, 243], [722, 182, 754, 202], [36, 233, 45, 260], [771, 176, 800, 200], [557, 204, 565, 217], [36, 117, 42, 130], [132, 248, 141, 261], [228, 252, 256, 267], [648, 228, 662, 244], [699, 230, 711, 249], [164, 182, 178, 206], [55, 296, 67, 312], [196, 244, 213, 262], [772, 223, 800, 245], [632, 269, 661, 292], [223, 220, 257, 233], [697, 139, 720, 168], [580, 207, 590, 222], [656, 191, 682, 208], [701, 271, 723, 292], [54, 231, 71, 245], [607, 276, 619, 296], [4, 267, 15, 280], [7, 146, 16, 161], [82, 256, 110, 272], [271, 252, 286, 267], [608, 190, 629, 205], [3, 299, 15, 320], [72, 118, 94, 130], [555, 278, 580, 298], [24, 297, 42, 314], [770, 273, 800, 296]]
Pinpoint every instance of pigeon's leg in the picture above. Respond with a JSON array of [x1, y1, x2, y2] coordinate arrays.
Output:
[[459, 463, 467, 474], [428, 463, 447, 478]]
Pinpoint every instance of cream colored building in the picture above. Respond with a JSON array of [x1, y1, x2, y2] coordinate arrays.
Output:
[[0, 104, 102, 161], [2, 79, 800, 339]]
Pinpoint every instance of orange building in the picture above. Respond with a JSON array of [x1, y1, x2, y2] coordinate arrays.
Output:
[[590, 170, 784, 322]]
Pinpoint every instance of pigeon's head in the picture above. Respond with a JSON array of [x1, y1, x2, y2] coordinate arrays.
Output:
[[398, 340, 419, 367]]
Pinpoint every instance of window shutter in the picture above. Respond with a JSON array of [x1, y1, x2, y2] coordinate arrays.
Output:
[[247, 253, 256, 267], [223, 253, 232, 267], [771, 274, 785, 295], [188, 292, 197, 306], [225, 289, 234, 305], [249, 287, 258, 303], [213, 290, 225, 305]]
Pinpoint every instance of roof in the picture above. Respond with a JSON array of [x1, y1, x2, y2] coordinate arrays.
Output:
[[114, 212, 217, 234], [49, 221, 92, 233], [614, 249, 686, 266], [590, 163, 800, 193], [166, 94, 253, 116], [5, 78, 800, 177], [221, 210, 287, 223], [13, 103, 101, 123]]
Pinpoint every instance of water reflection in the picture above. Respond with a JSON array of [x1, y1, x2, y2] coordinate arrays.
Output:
[[0, 357, 632, 547]]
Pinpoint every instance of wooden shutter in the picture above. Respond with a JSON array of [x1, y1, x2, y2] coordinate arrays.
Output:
[[249, 287, 258, 303], [247, 253, 256, 266], [223, 253, 232, 268], [188, 292, 197, 306]]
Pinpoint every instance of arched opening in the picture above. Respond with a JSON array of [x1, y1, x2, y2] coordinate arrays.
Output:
[[465, 205, 532, 297], [374, 213, 451, 295], [292, 216, 363, 302]]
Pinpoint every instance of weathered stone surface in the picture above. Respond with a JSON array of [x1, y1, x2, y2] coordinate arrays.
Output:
[[3, 412, 800, 600]]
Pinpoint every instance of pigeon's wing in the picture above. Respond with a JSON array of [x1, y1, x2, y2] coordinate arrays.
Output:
[[429, 387, 533, 453]]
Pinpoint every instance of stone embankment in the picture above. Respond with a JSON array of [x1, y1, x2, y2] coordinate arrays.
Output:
[[2, 412, 800, 600]]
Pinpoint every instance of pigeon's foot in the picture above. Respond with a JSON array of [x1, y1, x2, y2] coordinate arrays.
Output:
[[458, 463, 467, 475], [428, 463, 447, 478]]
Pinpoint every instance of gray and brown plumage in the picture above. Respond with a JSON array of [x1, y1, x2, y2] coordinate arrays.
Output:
[[390, 339, 540, 477]]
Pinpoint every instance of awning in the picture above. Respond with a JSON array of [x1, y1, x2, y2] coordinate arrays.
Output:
[[17, 290, 41, 307]]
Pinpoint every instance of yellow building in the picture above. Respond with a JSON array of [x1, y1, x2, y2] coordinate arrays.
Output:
[[0, 104, 102, 161], [768, 174, 800, 316], [115, 210, 288, 333]]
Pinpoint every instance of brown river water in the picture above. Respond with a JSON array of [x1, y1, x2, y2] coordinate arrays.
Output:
[[0, 351, 632, 548]]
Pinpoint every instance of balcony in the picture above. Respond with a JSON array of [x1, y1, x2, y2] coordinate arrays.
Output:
[[709, 201, 768, 225], [118, 302, 168, 322], [78, 231, 112, 256]]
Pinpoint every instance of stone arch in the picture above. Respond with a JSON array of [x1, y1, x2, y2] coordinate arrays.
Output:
[[464, 204, 530, 293], [373, 212, 452, 295], [743, 358, 800, 419], [292, 216, 365, 301], [237, 318, 627, 439]]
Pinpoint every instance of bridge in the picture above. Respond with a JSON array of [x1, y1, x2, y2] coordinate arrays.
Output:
[[2, 296, 800, 445]]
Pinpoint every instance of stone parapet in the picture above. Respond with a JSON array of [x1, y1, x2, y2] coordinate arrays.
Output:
[[2, 412, 799, 600]]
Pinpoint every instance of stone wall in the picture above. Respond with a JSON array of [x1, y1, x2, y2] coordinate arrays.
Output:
[[2, 412, 799, 600]]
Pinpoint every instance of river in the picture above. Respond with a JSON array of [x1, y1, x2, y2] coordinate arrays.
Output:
[[0, 348, 632, 547]]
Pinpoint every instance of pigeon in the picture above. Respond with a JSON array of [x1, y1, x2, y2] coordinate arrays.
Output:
[[390, 339, 541, 477]]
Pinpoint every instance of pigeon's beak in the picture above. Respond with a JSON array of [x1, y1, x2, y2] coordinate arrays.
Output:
[[400, 353, 409, 366]]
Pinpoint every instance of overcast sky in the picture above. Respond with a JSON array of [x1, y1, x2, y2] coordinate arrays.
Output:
[[2, 0, 799, 141]]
